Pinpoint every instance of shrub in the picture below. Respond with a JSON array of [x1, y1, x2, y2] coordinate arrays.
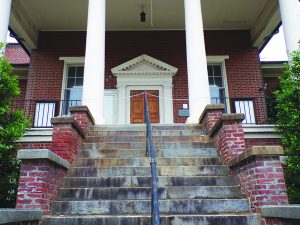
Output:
[[274, 47, 300, 203], [0, 43, 30, 207]]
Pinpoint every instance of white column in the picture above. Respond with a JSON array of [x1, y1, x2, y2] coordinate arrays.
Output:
[[279, 0, 300, 53], [82, 0, 106, 124], [116, 85, 126, 124], [163, 85, 174, 124], [184, 0, 210, 123], [0, 0, 12, 46]]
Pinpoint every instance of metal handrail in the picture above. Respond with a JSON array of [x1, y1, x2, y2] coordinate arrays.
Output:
[[143, 92, 160, 225]]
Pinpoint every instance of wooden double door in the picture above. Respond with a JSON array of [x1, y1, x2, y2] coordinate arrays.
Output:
[[130, 90, 160, 124]]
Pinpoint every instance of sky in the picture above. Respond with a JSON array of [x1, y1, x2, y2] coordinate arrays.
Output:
[[6, 26, 288, 62]]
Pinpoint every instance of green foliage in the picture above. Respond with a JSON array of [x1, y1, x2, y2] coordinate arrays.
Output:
[[274, 48, 300, 203], [0, 43, 30, 207]]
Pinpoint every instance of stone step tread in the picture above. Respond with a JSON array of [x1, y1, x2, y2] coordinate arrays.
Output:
[[91, 124, 204, 131], [69, 165, 228, 169], [42, 216, 260, 225], [73, 157, 222, 167], [63, 176, 237, 187], [82, 142, 214, 150], [67, 166, 229, 177], [78, 148, 218, 158], [44, 214, 260, 218], [88, 130, 207, 136], [84, 136, 209, 143], [58, 186, 242, 200], [50, 199, 251, 215]]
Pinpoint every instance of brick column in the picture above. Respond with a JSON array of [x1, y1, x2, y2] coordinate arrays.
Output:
[[209, 113, 246, 164], [16, 149, 70, 214], [199, 104, 225, 131], [51, 117, 84, 163], [69, 105, 95, 134], [229, 146, 288, 224]]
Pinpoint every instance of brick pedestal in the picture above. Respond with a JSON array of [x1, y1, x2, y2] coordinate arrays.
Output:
[[229, 146, 288, 217], [199, 105, 289, 224], [209, 113, 246, 164], [16, 149, 70, 214], [199, 104, 225, 131], [70, 105, 95, 134], [51, 117, 84, 163]]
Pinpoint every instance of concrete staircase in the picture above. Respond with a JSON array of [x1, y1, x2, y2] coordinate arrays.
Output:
[[42, 124, 260, 225]]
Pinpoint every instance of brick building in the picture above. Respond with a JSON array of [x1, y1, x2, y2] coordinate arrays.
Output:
[[1, 0, 300, 225]]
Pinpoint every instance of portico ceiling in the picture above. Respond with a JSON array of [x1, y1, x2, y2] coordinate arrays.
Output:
[[10, 0, 280, 51]]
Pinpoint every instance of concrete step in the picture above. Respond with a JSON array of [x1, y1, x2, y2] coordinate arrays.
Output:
[[58, 186, 242, 200], [74, 157, 221, 167], [82, 141, 213, 150], [43, 214, 261, 225], [85, 135, 209, 143], [91, 124, 203, 131], [63, 176, 238, 188], [50, 199, 251, 215], [78, 148, 218, 158], [88, 129, 207, 137], [67, 166, 229, 177]]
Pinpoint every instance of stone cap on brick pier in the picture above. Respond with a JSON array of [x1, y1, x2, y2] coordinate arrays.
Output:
[[228, 146, 284, 168], [69, 105, 95, 125], [198, 104, 225, 125], [17, 149, 70, 169], [208, 113, 245, 137], [0, 209, 42, 224], [261, 205, 300, 220], [51, 116, 85, 138]]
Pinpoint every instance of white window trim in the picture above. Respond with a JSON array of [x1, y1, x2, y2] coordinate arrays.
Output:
[[59, 57, 85, 115], [207, 55, 230, 113]]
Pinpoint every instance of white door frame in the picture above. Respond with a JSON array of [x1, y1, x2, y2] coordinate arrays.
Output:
[[112, 54, 177, 124]]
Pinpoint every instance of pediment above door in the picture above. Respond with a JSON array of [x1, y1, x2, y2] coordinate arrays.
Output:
[[111, 54, 178, 76]]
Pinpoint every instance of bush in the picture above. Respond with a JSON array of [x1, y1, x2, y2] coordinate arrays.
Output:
[[274, 47, 300, 203], [0, 43, 30, 207]]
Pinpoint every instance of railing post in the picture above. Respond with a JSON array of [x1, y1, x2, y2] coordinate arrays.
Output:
[[143, 91, 160, 225]]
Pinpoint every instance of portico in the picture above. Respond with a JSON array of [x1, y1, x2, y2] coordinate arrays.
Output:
[[1, 0, 299, 125]]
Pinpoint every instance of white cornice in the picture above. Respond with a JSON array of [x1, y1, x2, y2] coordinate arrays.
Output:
[[111, 54, 178, 77]]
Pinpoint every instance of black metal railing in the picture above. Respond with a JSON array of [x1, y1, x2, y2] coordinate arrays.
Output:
[[144, 92, 160, 225], [210, 96, 272, 125], [10, 99, 82, 128]]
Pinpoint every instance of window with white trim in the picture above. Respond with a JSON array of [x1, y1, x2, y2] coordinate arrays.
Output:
[[63, 65, 83, 114], [207, 64, 226, 104]]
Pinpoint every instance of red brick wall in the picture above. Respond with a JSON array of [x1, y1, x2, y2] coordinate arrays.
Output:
[[26, 30, 264, 123], [245, 138, 282, 150], [16, 159, 67, 214], [231, 156, 288, 215]]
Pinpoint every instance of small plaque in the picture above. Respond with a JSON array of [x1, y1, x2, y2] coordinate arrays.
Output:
[[178, 109, 190, 117]]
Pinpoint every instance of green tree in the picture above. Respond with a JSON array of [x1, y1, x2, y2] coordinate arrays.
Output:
[[0, 43, 30, 207], [274, 47, 300, 203]]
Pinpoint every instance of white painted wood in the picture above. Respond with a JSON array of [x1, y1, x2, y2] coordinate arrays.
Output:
[[184, 0, 210, 123], [0, 0, 12, 44], [82, 0, 106, 124], [104, 90, 117, 124], [279, 0, 300, 53]]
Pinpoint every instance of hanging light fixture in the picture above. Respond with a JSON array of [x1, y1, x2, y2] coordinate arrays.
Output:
[[140, 5, 146, 22]]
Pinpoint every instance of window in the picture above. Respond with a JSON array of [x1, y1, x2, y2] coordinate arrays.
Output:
[[207, 64, 226, 104], [63, 66, 84, 114]]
